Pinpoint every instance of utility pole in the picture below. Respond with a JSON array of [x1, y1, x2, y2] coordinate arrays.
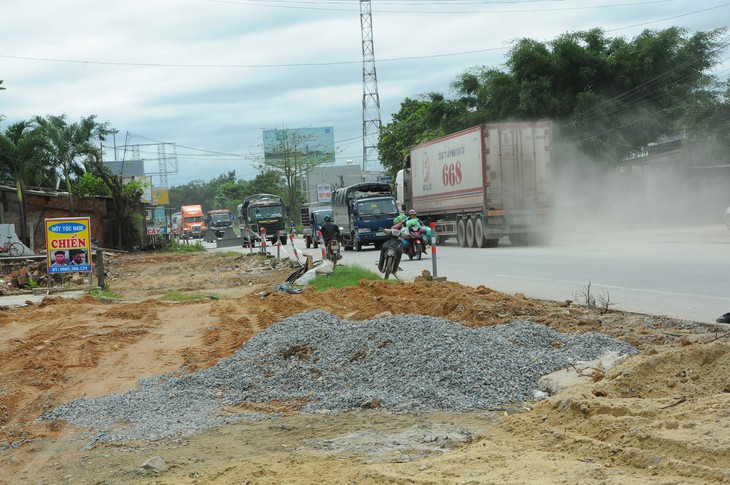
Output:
[[360, 0, 382, 173]]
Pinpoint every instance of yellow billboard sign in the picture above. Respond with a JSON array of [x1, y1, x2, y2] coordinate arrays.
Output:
[[152, 187, 170, 205], [45, 217, 92, 274]]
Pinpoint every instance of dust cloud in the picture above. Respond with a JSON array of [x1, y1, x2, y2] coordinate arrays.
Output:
[[552, 137, 729, 237]]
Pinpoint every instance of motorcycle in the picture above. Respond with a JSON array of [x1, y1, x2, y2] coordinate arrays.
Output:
[[325, 238, 342, 267], [402, 224, 427, 260], [378, 228, 404, 280]]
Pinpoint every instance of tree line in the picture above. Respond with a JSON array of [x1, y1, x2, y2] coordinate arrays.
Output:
[[377, 27, 730, 178]]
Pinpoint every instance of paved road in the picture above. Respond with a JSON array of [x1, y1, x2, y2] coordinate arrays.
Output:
[[213, 224, 729, 325], [11, 224, 723, 323]]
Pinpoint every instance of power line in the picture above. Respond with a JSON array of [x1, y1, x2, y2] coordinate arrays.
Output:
[[208, 0, 679, 14], [0, 46, 507, 69], [2, 3, 725, 69]]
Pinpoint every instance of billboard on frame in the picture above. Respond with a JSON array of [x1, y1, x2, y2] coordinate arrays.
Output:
[[263, 127, 335, 166]]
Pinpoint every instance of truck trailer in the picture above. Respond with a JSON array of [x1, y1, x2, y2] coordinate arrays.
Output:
[[399, 121, 553, 247], [237, 194, 287, 246], [332, 182, 399, 251]]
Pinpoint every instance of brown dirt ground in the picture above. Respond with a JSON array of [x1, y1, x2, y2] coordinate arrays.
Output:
[[0, 251, 728, 484]]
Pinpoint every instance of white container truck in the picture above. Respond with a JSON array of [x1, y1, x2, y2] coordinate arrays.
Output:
[[398, 121, 553, 247]]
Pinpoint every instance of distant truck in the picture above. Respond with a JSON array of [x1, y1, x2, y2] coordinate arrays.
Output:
[[206, 209, 233, 238], [237, 194, 287, 246], [399, 121, 553, 247], [171, 211, 182, 236], [180, 205, 205, 239], [301, 206, 333, 249], [332, 182, 399, 251]]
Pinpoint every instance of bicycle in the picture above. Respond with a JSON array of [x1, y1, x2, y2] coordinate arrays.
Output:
[[0, 236, 24, 257]]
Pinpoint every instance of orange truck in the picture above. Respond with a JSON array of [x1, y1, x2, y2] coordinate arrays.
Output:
[[180, 205, 205, 238]]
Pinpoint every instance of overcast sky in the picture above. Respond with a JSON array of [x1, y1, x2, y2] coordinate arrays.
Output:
[[2, 0, 728, 187]]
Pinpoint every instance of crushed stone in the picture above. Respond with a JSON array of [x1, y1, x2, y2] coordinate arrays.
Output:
[[40, 310, 639, 442]]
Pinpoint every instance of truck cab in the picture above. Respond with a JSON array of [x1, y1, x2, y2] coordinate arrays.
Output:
[[303, 208, 333, 248], [333, 183, 399, 251], [180, 205, 205, 239], [237, 194, 288, 246], [206, 209, 233, 238]]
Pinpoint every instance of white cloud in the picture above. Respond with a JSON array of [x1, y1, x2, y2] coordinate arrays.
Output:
[[2, 0, 728, 186]]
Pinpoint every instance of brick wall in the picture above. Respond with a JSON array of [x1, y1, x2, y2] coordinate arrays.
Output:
[[0, 189, 112, 250]]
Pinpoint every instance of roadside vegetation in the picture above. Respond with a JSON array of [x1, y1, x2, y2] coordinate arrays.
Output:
[[309, 265, 384, 291], [89, 286, 121, 299], [159, 238, 206, 253]]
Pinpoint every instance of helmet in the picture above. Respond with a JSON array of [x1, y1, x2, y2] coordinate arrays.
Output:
[[324, 216, 332, 222], [408, 209, 417, 216]]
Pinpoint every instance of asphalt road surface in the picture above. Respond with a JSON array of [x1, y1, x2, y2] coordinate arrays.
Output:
[[216, 224, 729, 325]]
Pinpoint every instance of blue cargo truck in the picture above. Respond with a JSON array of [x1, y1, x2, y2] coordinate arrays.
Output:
[[332, 182, 399, 251]]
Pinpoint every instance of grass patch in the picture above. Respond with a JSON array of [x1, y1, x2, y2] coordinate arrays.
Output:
[[160, 238, 207, 253], [308, 264, 383, 291], [160, 291, 215, 301], [89, 286, 121, 299]]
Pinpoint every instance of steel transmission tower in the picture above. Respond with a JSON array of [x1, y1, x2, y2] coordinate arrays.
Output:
[[128, 142, 178, 188], [360, 0, 382, 172]]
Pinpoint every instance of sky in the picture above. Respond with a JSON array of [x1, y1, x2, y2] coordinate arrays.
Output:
[[1, 0, 729, 188]]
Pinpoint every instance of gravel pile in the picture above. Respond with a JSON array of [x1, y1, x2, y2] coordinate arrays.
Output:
[[41, 310, 639, 442]]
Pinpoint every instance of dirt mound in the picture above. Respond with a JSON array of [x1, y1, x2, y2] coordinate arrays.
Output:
[[0, 251, 727, 484], [499, 340, 730, 484]]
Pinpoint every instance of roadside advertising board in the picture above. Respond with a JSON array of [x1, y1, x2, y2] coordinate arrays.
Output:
[[45, 217, 93, 274], [317, 184, 332, 203]]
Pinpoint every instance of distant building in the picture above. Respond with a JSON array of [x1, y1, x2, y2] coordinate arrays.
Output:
[[303, 164, 387, 205]]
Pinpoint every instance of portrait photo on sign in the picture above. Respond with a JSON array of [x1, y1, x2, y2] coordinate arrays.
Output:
[[69, 249, 87, 265], [51, 250, 67, 266]]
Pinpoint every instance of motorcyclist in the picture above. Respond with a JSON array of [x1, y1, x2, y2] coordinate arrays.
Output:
[[399, 209, 429, 253], [379, 224, 404, 274], [319, 216, 341, 259]]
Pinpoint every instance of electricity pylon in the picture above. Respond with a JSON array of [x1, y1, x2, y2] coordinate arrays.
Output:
[[360, 0, 382, 172]]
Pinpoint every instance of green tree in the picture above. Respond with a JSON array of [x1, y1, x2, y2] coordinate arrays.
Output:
[[73, 171, 112, 197], [169, 179, 209, 212], [35, 114, 108, 214], [210, 170, 285, 216], [377, 97, 444, 177], [168, 171, 237, 213], [380, 27, 729, 168], [0, 121, 51, 244], [262, 130, 332, 221], [86, 153, 145, 250]]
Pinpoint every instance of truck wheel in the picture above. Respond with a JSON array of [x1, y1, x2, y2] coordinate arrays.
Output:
[[280, 235, 287, 245], [474, 219, 487, 248], [466, 218, 477, 248], [456, 219, 467, 247], [306, 237, 311, 249]]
